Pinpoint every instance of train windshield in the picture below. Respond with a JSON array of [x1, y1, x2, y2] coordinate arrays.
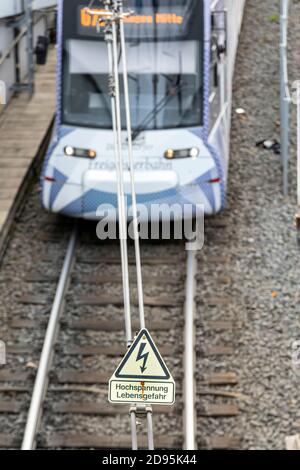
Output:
[[62, 0, 204, 131]]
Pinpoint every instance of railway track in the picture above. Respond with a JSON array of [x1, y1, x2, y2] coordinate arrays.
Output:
[[21, 227, 191, 450], [0, 210, 242, 450]]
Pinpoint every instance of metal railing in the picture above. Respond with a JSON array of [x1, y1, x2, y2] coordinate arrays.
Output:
[[0, 28, 27, 68]]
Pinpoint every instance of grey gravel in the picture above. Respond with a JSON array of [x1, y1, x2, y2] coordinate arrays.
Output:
[[1, 0, 300, 451], [196, 0, 300, 450]]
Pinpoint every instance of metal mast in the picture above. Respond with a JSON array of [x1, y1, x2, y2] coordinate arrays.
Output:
[[86, 0, 151, 450]]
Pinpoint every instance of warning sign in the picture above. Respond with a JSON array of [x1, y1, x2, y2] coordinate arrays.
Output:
[[109, 380, 175, 405], [115, 329, 171, 380], [108, 329, 175, 405]]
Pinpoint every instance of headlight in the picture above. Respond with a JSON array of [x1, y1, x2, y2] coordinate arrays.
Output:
[[65, 146, 75, 156], [164, 147, 200, 160], [64, 146, 97, 159]]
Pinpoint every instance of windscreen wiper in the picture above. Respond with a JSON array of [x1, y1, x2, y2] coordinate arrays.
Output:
[[86, 74, 112, 117], [131, 80, 184, 141]]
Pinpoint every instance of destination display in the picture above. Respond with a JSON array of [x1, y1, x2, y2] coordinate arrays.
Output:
[[72, 2, 203, 41], [80, 8, 184, 27], [78, 7, 186, 39]]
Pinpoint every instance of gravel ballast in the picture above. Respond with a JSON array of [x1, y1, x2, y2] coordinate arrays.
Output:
[[196, 0, 300, 450], [1, 0, 300, 450]]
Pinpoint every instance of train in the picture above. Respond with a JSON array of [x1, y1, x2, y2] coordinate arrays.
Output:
[[41, 0, 246, 221]]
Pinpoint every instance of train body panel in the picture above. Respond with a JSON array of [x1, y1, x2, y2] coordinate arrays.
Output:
[[43, 125, 221, 220], [42, 0, 246, 221]]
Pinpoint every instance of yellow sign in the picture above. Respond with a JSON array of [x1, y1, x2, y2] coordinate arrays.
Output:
[[80, 8, 183, 28], [108, 329, 175, 406]]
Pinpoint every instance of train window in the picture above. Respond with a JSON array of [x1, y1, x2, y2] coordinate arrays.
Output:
[[61, 0, 204, 131], [209, 5, 227, 132], [209, 35, 221, 131]]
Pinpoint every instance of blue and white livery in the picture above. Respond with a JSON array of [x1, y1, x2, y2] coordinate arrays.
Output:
[[41, 0, 246, 221]]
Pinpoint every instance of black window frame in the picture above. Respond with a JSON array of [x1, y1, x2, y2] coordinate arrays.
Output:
[[60, 0, 205, 130]]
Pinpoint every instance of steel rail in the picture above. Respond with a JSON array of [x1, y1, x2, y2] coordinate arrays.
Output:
[[183, 249, 198, 450], [21, 229, 77, 450]]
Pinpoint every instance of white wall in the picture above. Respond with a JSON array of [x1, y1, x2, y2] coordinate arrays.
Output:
[[0, 4, 56, 106], [0, 25, 16, 103], [0, 1, 23, 20], [0, 0, 57, 19], [32, 0, 57, 9]]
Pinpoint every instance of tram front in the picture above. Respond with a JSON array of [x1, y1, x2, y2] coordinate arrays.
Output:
[[42, 0, 221, 221]]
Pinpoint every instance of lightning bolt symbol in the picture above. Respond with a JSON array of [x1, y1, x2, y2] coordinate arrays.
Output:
[[136, 342, 149, 373]]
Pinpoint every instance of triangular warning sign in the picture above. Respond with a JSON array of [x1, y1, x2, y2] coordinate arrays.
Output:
[[113, 329, 172, 381]]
